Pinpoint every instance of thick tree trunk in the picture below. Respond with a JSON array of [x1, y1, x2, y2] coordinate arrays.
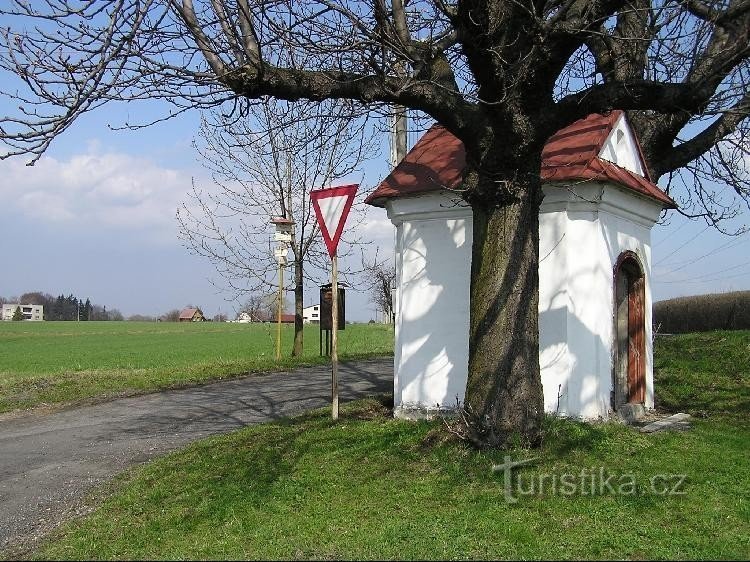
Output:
[[465, 173, 544, 448], [292, 259, 304, 357]]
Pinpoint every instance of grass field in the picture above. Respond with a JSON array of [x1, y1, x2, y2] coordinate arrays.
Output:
[[653, 330, 749, 419], [29, 330, 749, 560], [0, 321, 394, 413]]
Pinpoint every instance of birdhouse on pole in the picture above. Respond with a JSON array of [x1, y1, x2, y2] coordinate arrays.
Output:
[[271, 216, 295, 244]]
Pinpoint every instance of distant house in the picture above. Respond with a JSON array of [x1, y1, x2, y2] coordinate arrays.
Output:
[[1, 304, 44, 321], [235, 312, 253, 323], [179, 308, 205, 322], [234, 311, 295, 323], [303, 304, 321, 324], [262, 313, 295, 323]]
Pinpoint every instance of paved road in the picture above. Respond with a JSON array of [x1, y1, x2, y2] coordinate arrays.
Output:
[[0, 359, 392, 554]]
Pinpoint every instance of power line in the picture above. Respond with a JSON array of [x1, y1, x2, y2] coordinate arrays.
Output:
[[654, 224, 712, 265], [652, 220, 690, 248], [658, 232, 749, 274], [658, 257, 750, 283], [658, 270, 750, 284]]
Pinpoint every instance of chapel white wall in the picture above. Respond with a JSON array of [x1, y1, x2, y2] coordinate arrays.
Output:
[[386, 184, 663, 419], [389, 192, 473, 416], [540, 184, 659, 418]]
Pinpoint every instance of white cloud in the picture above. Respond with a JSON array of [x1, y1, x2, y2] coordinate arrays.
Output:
[[359, 209, 395, 241], [17, 190, 76, 221], [0, 148, 199, 240]]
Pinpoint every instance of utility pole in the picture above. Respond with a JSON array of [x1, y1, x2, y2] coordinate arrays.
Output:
[[389, 99, 406, 334], [389, 61, 407, 335], [390, 58, 408, 168], [390, 106, 408, 168]]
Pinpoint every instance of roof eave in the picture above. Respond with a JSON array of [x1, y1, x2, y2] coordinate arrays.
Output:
[[364, 193, 387, 207]]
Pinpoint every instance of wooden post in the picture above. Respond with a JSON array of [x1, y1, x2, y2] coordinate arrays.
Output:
[[331, 252, 339, 420], [276, 261, 283, 361]]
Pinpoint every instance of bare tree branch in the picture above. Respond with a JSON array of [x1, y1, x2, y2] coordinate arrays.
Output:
[[176, 97, 377, 355], [654, 92, 750, 175]]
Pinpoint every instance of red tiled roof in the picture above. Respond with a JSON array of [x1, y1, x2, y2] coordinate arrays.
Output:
[[365, 111, 676, 209], [257, 313, 296, 323], [365, 125, 465, 204], [540, 112, 622, 173], [179, 307, 199, 319], [540, 112, 675, 207]]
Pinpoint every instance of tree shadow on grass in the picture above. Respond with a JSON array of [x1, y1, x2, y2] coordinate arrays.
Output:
[[654, 376, 750, 419], [539, 415, 623, 458]]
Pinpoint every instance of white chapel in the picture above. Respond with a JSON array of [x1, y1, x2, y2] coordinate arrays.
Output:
[[366, 111, 676, 420]]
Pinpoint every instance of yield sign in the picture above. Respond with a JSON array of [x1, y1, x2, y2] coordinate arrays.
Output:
[[310, 184, 358, 257]]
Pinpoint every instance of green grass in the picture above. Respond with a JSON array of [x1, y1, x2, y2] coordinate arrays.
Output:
[[29, 331, 749, 560], [653, 330, 749, 419], [0, 321, 394, 413]]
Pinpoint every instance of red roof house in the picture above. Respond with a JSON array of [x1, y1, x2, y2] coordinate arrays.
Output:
[[178, 308, 205, 322]]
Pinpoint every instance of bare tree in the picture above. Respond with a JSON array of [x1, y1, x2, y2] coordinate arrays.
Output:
[[177, 98, 375, 356], [161, 309, 182, 323], [18, 291, 53, 306], [19, 291, 55, 318], [0, 0, 747, 447], [365, 260, 396, 324], [239, 292, 280, 322], [108, 308, 125, 321], [128, 314, 157, 322]]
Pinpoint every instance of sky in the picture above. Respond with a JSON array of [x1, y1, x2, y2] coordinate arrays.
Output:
[[0, 100, 397, 321], [0, 94, 748, 322]]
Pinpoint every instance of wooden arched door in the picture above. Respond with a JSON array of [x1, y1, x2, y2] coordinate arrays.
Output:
[[613, 253, 646, 409]]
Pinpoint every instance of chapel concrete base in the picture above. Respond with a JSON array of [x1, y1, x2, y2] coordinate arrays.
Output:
[[617, 403, 647, 423], [393, 404, 459, 420]]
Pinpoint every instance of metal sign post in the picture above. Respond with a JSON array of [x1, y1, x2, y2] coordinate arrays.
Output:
[[310, 184, 358, 420]]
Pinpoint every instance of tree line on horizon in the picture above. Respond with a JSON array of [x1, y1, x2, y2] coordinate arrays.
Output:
[[0, 293, 233, 323], [0, 292, 123, 321]]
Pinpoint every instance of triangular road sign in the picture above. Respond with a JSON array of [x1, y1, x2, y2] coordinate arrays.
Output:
[[310, 184, 358, 258]]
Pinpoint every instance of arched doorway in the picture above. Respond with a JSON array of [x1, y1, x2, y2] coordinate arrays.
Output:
[[613, 252, 646, 410]]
